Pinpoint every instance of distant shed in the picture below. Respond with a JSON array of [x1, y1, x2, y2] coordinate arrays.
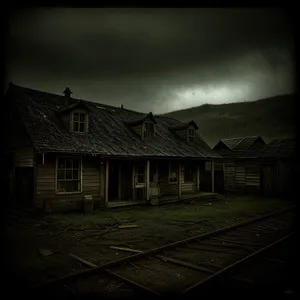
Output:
[[213, 136, 265, 194], [247, 138, 296, 198]]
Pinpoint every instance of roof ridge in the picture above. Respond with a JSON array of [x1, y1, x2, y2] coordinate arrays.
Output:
[[9, 83, 147, 115]]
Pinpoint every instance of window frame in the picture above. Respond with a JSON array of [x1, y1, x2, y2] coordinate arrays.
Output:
[[55, 156, 83, 194], [136, 163, 145, 184], [71, 110, 87, 133], [187, 128, 195, 142], [143, 122, 155, 139]]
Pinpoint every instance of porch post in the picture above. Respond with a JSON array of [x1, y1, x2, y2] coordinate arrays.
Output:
[[118, 163, 122, 200], [196, 163, 200, 192], [146, 160, 150, 201], [178, 161, 182, 198], [132, 162, 136, 201], [211, 160, 215, 193], [105, 160, 109, 206]]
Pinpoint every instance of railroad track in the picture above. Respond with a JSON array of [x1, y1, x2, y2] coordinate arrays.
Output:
[[30, 206, 296, 298]]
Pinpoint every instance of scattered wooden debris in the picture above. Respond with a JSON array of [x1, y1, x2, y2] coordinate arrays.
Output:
[[118, 224, 138, 229], [64, 284, 76, 294], [69, 253, 98, 268], [38, 248, 53, 257], [109, 246, 143, 253]]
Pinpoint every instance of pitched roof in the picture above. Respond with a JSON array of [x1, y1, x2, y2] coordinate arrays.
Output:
[[5, 83, 220, 159], [240, 138, 296, 159], [214, 136, 264, 154]]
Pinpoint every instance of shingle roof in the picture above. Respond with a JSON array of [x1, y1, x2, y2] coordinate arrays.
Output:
[[6, 83, 220, 159], [240, 138, 296, 159]]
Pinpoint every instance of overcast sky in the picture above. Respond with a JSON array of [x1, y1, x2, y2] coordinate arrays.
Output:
[[5, 8, 295, 114]]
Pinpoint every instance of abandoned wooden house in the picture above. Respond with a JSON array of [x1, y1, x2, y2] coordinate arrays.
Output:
[[3, 83, 220, 213], [213, 136, 266, 194]]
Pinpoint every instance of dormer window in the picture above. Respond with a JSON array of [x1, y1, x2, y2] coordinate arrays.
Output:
[[73, 112, 86, 133], [188, 128, 195, 142], [143, 122, 155, 139]]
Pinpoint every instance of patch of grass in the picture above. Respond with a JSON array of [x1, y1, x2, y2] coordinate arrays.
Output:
[[44, 196, 290, 228]]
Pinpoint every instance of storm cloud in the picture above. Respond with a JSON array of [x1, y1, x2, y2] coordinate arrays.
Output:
[[5, 8, 295, 113]]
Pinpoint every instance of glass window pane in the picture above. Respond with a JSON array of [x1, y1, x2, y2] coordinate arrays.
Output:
[[65, 181, 73, 192], [58, 170, 65, 179], [79, 123, 84, 132], [66, 170, 72, 179], [74, 122, 79, 131], [58, 158, 65, 169], [73, 170, 79, 179], [73, 113, 79, 121], [73, 159, 79, 169], [57, 181, 65, 192], [65, 180, 80, 192], [73, 180, 80, 191], [66, 159, 72, 169], [80, 113, 85, 122]]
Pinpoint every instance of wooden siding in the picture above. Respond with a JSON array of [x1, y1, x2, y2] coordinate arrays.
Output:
[[14, 147, 34, 167], [261, 160, 293, 198], [36, 154, 101, 212], [245, 167, 260, 186], [235, 166, 245, 192]]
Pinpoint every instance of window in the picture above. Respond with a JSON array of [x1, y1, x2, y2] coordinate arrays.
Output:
[[73, 112, 85, 133], [137, 164, 145, 184], [188, 128, 195, 142], [57, 157, 81, 193], [149, 163, 156, 183], [169, 163, 178, 183], [143, 122, 155, 139], [184, 165, 194, 182]]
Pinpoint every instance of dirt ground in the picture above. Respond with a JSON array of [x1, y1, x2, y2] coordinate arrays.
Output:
[[2, 194, 294, 293]]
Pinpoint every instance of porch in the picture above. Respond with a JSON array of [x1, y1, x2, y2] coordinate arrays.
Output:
[[104, 158, 217, 208]]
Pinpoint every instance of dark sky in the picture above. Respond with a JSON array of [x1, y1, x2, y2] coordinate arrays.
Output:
[[5, 8, 295, 113]]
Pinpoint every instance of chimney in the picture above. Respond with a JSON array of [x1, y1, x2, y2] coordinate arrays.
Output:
[[63, 87, 73, 106], [121, 104, 123, 110], [63, 87, 72, 98]]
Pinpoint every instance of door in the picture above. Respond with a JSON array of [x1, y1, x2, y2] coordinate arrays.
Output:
[[108, 163, 119, 200], [15, 167, 34, 208]]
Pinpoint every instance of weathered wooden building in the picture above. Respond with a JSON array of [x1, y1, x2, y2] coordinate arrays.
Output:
[[213, 136, 296, 198], [213, 136, 266, 194], [3, 83, 220, 213], [240, 138, 296, 198]]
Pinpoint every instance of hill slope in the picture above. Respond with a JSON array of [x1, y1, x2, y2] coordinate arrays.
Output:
[[161, 94, 296, 147]]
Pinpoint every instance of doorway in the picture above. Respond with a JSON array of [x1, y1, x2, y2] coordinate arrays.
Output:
[[108, 162, 119, 201]]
